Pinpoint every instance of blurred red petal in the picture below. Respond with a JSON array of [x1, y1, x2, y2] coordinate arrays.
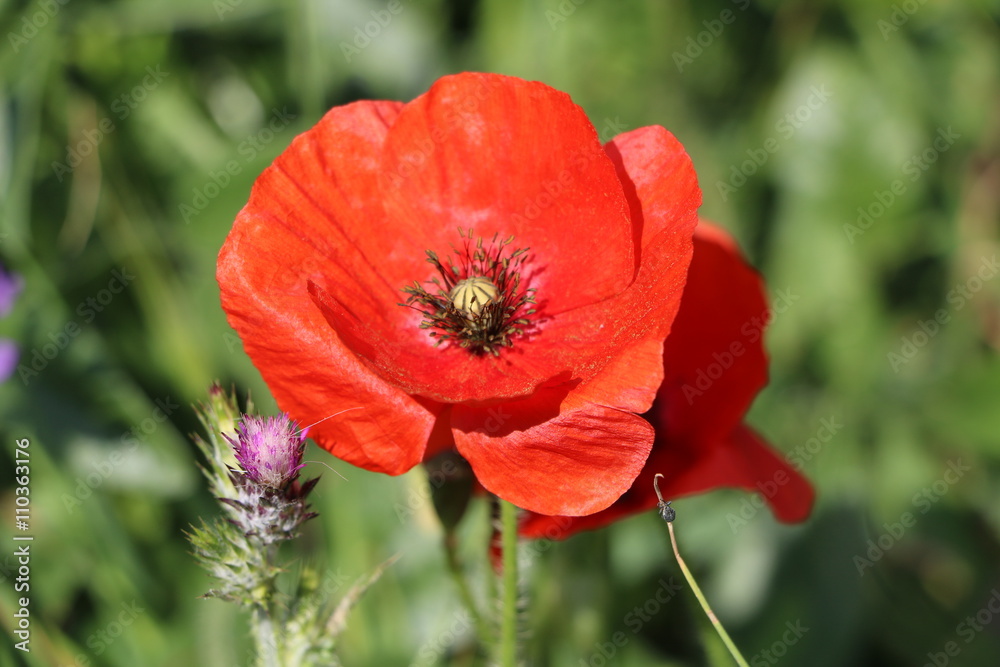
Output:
[[659, 222, 770, 443]]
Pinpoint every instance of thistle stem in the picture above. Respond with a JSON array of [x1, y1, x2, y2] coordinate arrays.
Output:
[[498, 498, 519, 667], [254, 605, 280, 667], [654, 474, 749, 667], [252, 542, 282, 667]]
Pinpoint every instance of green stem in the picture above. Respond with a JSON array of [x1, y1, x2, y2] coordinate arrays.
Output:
[[254, 604, 280, 667], [498, 499, 519, 667], [253, 543, 281, 667], [443, 530, 493, 646], [667, 522, 749, 667]]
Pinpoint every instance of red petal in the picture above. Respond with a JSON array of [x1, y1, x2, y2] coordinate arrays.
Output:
[[659, 222, 769, 444], [452, 394, 654, 516], [379, 73, 635, 314], [518, 222, 814, 538], [604, 126, 704, 254], [536, 125, 704, 401], [520, 423, 815, 539], [218, 100, 438, 474], [521, 126, 702, 361], [454, 124, 703, 410], [449, 335, 666, 515]]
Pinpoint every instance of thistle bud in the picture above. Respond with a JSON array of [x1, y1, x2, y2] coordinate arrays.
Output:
[[226, 414, 307, 490]]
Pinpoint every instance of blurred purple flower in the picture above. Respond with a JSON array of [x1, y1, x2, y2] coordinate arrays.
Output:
[[0, 264, 22, 383]]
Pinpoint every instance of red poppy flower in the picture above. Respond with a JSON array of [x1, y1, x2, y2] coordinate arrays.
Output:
[[217, 72, 702, 516], [519, 222, 815, 539]]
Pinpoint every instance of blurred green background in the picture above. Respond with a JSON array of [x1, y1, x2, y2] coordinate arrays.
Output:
[[2, 0, 1000, 665]]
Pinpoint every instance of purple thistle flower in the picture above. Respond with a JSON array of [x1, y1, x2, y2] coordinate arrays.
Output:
[[225, 414, 308, 489]]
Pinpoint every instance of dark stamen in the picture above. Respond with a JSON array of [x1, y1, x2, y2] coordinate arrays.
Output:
[[401, 228, 536, 356]]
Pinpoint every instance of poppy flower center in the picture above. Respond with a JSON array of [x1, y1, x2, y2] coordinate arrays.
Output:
[[450, 276, 498, 317], [401, 229, 536, 356]]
